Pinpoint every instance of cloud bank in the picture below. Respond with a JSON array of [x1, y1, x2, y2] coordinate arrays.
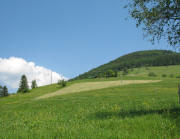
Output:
[[0, 57, 67, 90]]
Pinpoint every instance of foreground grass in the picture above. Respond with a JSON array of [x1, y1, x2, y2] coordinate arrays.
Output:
[[0, 77, 180, 138]]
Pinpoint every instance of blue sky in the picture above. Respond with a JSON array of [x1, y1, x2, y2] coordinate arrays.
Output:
[[0, 0, 170, 79]]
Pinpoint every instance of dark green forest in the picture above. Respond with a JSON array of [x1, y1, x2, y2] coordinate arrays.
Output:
[[73, 50, 180, 80]]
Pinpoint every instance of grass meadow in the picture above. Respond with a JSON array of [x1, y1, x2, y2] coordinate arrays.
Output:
[[0, 65, 180, 138]]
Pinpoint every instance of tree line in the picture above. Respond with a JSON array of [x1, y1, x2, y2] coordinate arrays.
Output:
[[0, 75, 38, 97], [1, 74, 67, 97]]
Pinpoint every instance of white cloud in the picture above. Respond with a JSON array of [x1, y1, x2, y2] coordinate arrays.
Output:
[[0, 57, 67, 90]]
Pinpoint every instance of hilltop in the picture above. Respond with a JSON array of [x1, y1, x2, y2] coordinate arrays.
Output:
[[73, 50, 180, 80]]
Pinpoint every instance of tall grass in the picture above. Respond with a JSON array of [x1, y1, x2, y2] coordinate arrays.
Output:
[[0, 66, 180, 138]]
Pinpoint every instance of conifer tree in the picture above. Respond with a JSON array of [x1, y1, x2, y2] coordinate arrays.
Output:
[[0, 85, 9, 97], [0, 85, 3, 97], [17, 75, 29, 93], [31, 80, 38, 89], [2, 86, 8, 97]]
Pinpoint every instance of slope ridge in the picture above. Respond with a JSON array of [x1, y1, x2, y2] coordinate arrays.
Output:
[[73, 50, 180, 80]]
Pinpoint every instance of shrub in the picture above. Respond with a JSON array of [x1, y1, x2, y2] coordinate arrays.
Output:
[[162, 74, 167, 77], [58, 80, 67, 87], [98, 73, 103, 78], [169, 74, 174, 78], [176, 75, 180, 78], [123, 68, 128, 75], [148, 72, 157, 77], [114, 71, 118, 77], [31, 80, 38, 89], [105, 70, 117, 78]]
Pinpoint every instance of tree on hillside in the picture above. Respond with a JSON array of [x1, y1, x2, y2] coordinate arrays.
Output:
[[31, 80, 38, 89], [0, 85, 3, 97], [98, 72, 106, 78], [58, 80, 67, 87], [2, 86, 8, 97], [0, 85, 9, 97], [126, 0, 180, 48], [106, 70, 117, 78], [123, 68, 128, 75], [17, 75, 29, 93]]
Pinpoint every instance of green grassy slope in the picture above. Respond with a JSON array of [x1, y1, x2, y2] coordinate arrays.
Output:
[[122, 65, 180, 78], [73, 50, 180, 80], [0, 65, 180, 138]]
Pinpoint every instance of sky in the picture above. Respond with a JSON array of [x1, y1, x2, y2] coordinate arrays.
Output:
[[0, 0, 171, 91]]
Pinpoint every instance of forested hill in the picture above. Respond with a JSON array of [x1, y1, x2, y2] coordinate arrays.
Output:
[[73, 50, 180, 80]]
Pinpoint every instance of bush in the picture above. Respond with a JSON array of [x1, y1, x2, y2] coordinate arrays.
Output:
[[122, 68, 128, 75], [58, 80, 67, 87], [148, 72, 157, 77], [114, 71, 118, 77], [105, 70, 117, 78], [162, 74, 167, 77], [176, 75, 180, 78], [169, 74, 174, 78], [31, 80, 38, 89]]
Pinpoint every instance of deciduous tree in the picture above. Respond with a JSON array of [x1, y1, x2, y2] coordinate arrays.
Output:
[[31, 80, 38, 89], [126, 0, 180, 48]]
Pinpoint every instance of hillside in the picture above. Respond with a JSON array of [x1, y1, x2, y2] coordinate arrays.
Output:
[[0, 65, 180, 138], [73, 50, 180, 80]]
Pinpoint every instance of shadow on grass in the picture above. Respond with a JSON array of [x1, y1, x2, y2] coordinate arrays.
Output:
[[94, 108, 180, 119], [91, 107, 180, 128]]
